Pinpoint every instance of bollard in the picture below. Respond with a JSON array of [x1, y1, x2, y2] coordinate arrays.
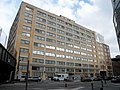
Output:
[[101, 80, 103, 88], [65, 83, 67, 87], [104, 80, 107, 84], [91, 82, 94, 90], [100, 87, 103, 90]]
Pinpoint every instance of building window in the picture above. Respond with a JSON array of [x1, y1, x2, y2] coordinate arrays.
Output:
[[66, 62, 74, 66], [32, 66, 44, 71], [23, 25, 31, 30], [47, 20, 56, 26], [34, 35, 45, 41], [88, 59, 94, 62], [24, 18, 32, 24], [73, 30, 79, 34], [47, 32, 56, 37], [32, 58, 44, 63], [67, 68, 74, 72], [66, 49, 73, 53], [47, 26, 56, 32], [56, 61, 65, 65], [25, 6, 33, 12], [57, 29, 65, 34], [24, 12, 33, 18], [75, 69, 81, 72], [34, 42, 45, 47], [47, 15, 56, 21], [56, 47, 65, 51], [57, 35, 65, 40], [66, 27, 73, 32], [75, 63, 81, 66], [56, 54, 65, 58], [81, 37, 86, 41], [74, 40, 80, 44], [87, 44, 92, 47], [37, 11, 46, 17], [20, 48, 29, 53], [32, 72, 42, 77], [73, 25, 79, 30], [81, 58, 88, 62], [36, 17, 46, 23], [56, 68, 65, 72], [66, 43, 73, 47], [19, 56, 28, 61], [57, 41, 65, 45], [45, 67, 55, 71], [21, 39, 30, 45], [57, 19, 64, 24], [83, 69, 88, 73], [89, 64, 94, 67], [45, 60, 55, 64], [74, 35, 80, 39], [46, 38, 56, 43], [66, 37, 73, 42], [45, 52, 55, 57], [36, 22, 46, 28], [74, 57, 81, 60], [21, 32, 30, 37], [57, 24, 65, 29], [66, 55, 73, 59], [81, 47, 87, 50], [83, 64, 88, 67], [33, 50, 44, 55], [74, 50, 80, 54], [74, 45, 80, 49], [35, 29, 45, 34], [65, 22, 72, 27], [66, 32, 73, 37], [86, 39, 91, 42], [81, 52, 87, 56], [46, 45, 55, 49], [20, 65, 27, 70]]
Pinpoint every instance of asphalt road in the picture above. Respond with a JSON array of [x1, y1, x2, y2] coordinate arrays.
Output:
[[0, 80, 120, 90]]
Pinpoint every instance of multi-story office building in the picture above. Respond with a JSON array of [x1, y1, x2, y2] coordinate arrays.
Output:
[[111, 0, 120, 50], [7, 2, 112, 79]]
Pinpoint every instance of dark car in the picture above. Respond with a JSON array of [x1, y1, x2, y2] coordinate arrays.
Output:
[[25, 77, 41, 82], [32, 77, 41, 81], [111, 77, 120, 83], [93, 77, 102, 81], [81, 77, 92, 82]]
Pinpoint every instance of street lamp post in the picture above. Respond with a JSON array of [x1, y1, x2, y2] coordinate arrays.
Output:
[[25, 53, 30, 90], [17, 49, 21, 80]]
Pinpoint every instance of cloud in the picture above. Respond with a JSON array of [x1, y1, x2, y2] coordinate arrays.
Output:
[[0, 0, 119, 57], [0, 0, 21, 46]]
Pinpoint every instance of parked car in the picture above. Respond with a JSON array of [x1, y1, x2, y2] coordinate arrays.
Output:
[[81, 77, 92, 82], [53, 74, 68, 81], [25, 77, 41, 82], [111, 77, 120, 83], [93, 77, 102, 81]]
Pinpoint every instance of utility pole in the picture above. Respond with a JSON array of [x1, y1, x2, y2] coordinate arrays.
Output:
[[25, 53, 30, 90], [17, 49, 21, 80]]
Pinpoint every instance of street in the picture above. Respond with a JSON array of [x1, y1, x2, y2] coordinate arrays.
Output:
[[0, 80, 120, 90]]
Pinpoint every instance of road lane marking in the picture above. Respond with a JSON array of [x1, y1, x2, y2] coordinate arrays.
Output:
[[48, 87, 85, 90]]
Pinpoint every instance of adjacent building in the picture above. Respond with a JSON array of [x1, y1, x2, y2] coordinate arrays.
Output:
[[111, 0, 120, 50], [7, 1, 112, 79], [0, 43, 16, 83], [111, 55, 120, 76]]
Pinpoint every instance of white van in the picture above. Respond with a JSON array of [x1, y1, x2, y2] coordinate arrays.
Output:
[[53, 74, 68, 81]]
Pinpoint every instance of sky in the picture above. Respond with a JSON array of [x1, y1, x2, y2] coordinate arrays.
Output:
[[0, 0, 119, 58]]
